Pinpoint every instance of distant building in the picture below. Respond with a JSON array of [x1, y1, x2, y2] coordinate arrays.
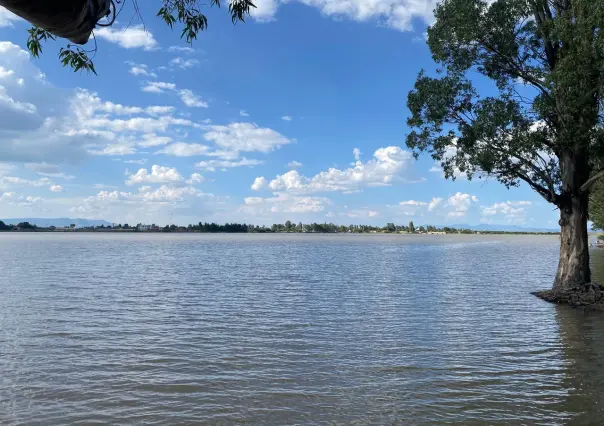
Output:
[[138, 224, 152, 231]]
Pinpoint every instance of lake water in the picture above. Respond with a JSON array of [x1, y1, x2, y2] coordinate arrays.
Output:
[[1, 233, 604, 425]]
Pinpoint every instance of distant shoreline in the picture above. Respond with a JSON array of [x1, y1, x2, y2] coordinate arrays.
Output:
[[1, 229, 561, 236]]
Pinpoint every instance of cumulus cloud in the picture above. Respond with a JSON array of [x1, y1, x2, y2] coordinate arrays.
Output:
[[0, 7, 20, 27], [240, 110, 250, 117], [251, 176, 267, 191], [203, 122, 292, 155], [445, 192, 479, 218], [125, 165, 184, 185], [178, 89, 208, 108], [251, 0, 437, 31], [243, 192, 330, 214], [142, 81, 177, 94], [127, 62, 156, 78], [138, 133, 173, 147], [253, 146, 413, 194], [142, 81, 208, 108], [95, 26, 158, 50], [482, 201, 532, 223], [49, 185, 64, 192], [353, 148, 361, 161], [186, 173, 205, 185], [0, 192, 42, 206], [287, 161, 303, 169]]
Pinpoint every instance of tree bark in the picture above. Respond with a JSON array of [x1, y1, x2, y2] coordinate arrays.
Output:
[[553, 150, 591, 293], [553, 198, 591, 292]]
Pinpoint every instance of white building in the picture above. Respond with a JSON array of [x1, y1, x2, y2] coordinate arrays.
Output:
[[138, 224, 152, 231]]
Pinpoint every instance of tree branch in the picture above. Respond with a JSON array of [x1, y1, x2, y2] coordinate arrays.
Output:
[[581, 168, 604, 193]]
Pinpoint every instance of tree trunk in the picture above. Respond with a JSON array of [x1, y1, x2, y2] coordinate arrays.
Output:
[[553, 198, 591, 292], [553, 150, 591, 293]]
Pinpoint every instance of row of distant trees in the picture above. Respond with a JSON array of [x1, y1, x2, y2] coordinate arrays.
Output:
[[0, 220, 564, 235]]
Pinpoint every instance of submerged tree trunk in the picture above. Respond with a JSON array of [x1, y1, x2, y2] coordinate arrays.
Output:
[[553, 195, 591, 293]]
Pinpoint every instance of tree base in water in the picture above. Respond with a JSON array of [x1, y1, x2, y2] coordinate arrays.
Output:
[[533, 283, 604, 309]]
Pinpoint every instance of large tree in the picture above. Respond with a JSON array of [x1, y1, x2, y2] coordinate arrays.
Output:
[[406, 0, 604, 298], [0, 0, 255, 73]]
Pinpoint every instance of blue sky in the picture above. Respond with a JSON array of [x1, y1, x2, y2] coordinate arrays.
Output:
[[0, 0, 559, 227]]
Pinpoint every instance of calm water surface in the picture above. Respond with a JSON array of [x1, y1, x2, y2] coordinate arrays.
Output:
[[1, 233, 604, 425]]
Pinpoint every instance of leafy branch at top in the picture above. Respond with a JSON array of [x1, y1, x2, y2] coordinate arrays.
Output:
[[26, 0, 256, 74]]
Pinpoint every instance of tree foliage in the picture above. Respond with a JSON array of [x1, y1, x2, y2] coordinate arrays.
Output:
[[406, 0, 604, 208], [25, 0, 256, 74], [591, 181, 604, 230]]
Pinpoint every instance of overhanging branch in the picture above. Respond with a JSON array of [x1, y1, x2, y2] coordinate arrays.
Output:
[[581, 168, 604, 193]]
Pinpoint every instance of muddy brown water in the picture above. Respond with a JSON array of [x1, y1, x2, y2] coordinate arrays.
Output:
[[1, 233, 604, 424]]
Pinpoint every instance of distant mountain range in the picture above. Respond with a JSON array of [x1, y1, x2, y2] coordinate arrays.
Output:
[[0, 218, 112, 228], [441, 223, 559, 233]]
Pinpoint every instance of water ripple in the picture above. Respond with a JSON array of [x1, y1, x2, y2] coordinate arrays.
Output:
[[1, 233, 604, 424]]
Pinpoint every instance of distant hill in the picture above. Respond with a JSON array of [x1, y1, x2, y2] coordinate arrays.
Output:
[[0, 218, 112, 228]]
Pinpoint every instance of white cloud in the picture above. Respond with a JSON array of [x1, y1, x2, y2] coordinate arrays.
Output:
[[0, 66, 14, 79], [445, 192, 479, 218], [178, 89, 208, 108], [243, 192, 330, 214], [0, 192, 42, 206], [287, 161, 303, 169], [95, 26, 159, 50], [203, 122, 292, 155], [251, 0, 437, 31], [186, 173, 205, 185], [254, 146, 413, 194], [125, 165, 184, 185], [353, 148, 361, 161], [138, 133, 173, 147], [127, 62, 157, 78], [0, 7, 20, 27], [281, 115, 292, 121], [240, 110, 250, 117], [168, 46, 195, 53], [170, 57, 200, 69], [195, 158, 264, 172], [124, 158, 148, 165], [0, 176, 52, 188], [0, 43, 204, 164], [89, 142, 136, 156], [142, 81, 177, 94], [156, 143, 210, 156], [343, 209, 380, 219], [482, 201, 532, 223], [49, 185, 64, 192], [428, 197, 443, 211], [250, 0, 280, 21], [251, 176, 268, 191]]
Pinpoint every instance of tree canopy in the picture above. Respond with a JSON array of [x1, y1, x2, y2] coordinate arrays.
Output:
[[406, 0, 604, 206], [23, 0, 256, 74]]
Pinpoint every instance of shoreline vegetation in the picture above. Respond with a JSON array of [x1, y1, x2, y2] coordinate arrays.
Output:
[[0, 220, 560, 236]]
